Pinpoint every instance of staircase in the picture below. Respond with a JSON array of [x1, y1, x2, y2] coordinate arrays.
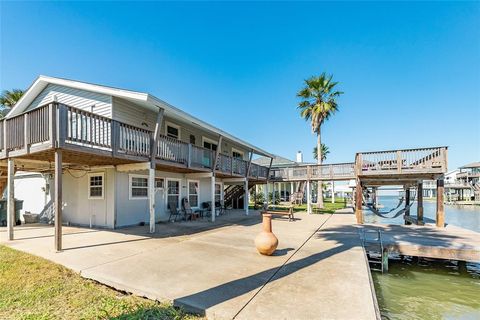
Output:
[[39, 200, 55, 224], [290, 181, 306, 204], [224, 182, 255, 209]]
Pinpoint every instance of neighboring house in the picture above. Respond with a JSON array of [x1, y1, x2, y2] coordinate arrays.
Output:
[[456, 162, 480, 201], [1, 76, 273, 241]]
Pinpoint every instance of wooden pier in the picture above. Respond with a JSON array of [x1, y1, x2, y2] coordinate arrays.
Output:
[[360, 223, 480, 262]]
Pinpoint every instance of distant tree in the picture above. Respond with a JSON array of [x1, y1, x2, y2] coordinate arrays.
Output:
[[313, 144, 330, 162], [0, 89, 24, 119], [297, 73, 343, 208]]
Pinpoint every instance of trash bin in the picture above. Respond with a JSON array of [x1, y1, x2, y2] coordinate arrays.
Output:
[[0, 199, 23, 226]]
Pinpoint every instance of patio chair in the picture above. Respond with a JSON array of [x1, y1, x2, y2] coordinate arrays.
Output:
[[201, 201, 212, 219], [181, 198, 198, 221], [215, 200, 225, 215], [168, 202, 181, 222]]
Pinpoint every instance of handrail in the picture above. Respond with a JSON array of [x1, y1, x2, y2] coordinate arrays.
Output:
[[0, 102, 271, 178]]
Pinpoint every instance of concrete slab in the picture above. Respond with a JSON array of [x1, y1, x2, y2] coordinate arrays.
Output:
[[1, 209, 378, 319]]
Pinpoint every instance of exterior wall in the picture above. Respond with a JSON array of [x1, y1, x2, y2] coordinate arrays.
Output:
[[61, 168, 115, 228], [25, 84, 112, 118], [111, 97, 250, 160], [13, 173, 49, 221], [114, 169, 224, 228]]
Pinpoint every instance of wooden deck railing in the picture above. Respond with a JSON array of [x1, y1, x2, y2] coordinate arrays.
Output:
[[356, 147, 447, 175], [270, 163, 356, 181], [0, 102, 269, 179]]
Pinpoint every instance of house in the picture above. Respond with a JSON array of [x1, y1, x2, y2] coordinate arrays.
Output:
[[1, 76, 273, 250], [456, 162, 480, 201]]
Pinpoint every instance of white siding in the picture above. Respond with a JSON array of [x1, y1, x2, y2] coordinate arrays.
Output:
[[61, 168, 115, 228], [26, 84, 112, 118], [112, 97, 157, 129], [14, 173, 49, 221]]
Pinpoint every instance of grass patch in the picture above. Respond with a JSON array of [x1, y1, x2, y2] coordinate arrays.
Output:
[[0, 245, 200, 320], [250, 198, 348, 214]]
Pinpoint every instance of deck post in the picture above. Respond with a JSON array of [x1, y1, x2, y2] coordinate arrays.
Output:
[[211, 175, 216, 222], [355, 180, 363, 224], [436, 179, 445, 227], [404, 186, 411, 225], [244, 179, 249, 215], [272, 183, 276, 208], [417, 182, 424, 224], [306, 180, 312, 214], [331, 180, 335, 203], [264, 182, 269, 209], [290, 182, 294, 202], [7, 158, 14, 241], [148, 167, 155, 233], [54, 149, 63, 252]]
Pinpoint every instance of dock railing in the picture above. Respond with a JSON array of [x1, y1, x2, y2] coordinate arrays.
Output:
[[270, 163, 356, 181], [0, 102, 269, 179], [356, 147, 448, 176]]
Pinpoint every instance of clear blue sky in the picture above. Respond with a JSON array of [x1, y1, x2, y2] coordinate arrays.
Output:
[[1, 1, 479, 170]]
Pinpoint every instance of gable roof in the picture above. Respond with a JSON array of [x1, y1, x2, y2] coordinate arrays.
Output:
[[7, 75, 274, 158], [459, 162, 480, 169], [253, 154, 298, 167]]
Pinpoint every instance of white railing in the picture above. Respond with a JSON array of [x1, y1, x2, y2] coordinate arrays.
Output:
[[270, 163, 356, 181]]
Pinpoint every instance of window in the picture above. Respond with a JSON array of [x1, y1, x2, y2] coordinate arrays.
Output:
[[188, 180, 199, 208], [129, 175, 148, 199], [203, 137, 218, 151], [167, 179, 181, 209], [166, 122, 180, 139], [190, 134, 196, 145], [88, 173, 104, 199], [232, 148, 244, 159], [215, 183, 222, 203], [155, 177, 164, 189]]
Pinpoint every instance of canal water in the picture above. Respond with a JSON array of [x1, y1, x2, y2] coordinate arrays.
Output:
[[364, 196, 480, 319]]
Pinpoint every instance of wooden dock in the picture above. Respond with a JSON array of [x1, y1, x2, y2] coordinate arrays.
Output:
[[360, 223, 480, 262]]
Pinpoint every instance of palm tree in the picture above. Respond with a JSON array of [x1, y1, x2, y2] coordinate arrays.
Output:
[[0, 89, 24, 118], [313, 144, 330, 162], [297, 73, 343, 208]]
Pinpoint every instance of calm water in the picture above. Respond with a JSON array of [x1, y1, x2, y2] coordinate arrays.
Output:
[[364, 196, 480, 319]]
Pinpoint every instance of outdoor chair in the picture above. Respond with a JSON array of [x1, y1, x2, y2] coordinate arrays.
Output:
[[181, 198, 200, 221], [215, 200, 225, 215], [168, 202, 181, 222]]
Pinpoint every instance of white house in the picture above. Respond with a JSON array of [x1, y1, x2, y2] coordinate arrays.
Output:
[[1, 76, 273, 249]]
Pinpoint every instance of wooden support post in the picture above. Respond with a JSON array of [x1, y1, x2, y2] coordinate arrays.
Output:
[[24, 113, 30, 153], [7, 158, 14, 241], [355, 180, 363, 224], [148, 167, 155, 233], [49, 103, 57, 148], [331, 180, 335, 204], [264, 182, 269, 209], [290, 182, 294, 201], [436, 179, 445, 227], [404, 186, 411, 225], [417, 182, 424, 224], [150, 108, 164, 162], [54, 149, 63, 252], [306, 180, 312, 214], [244, 179, 249, 215], [211, 175, 216, 222], [111, 121, 120, 157]]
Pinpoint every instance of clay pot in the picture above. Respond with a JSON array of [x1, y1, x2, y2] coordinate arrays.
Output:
[[255, 213, 278, 256]]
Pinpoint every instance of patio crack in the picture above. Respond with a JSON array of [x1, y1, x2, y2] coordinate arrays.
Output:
[[232, 213, 335, 319]]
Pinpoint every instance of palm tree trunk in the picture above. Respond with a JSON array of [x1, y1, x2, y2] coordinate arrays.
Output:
[[316, 130, 324, 209]]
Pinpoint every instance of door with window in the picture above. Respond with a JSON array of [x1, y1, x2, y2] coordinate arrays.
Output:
[[166, 179, 181, 211], [203, 139, 217, 168], [188, 180, 199, 208]]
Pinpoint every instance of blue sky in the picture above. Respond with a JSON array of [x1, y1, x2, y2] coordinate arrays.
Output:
[[1, 1, 479, 170]]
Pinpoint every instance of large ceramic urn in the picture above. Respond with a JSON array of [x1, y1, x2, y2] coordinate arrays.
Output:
[[255, 212, 278, 256]]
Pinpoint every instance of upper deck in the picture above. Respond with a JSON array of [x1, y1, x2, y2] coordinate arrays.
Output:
[[0, 103, 269, 180], [269, 147, 448, 183]]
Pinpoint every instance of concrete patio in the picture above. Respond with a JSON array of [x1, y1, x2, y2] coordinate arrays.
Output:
[[1, 209, 378, 320]]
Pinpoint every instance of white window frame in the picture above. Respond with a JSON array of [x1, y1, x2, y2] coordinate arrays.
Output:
[[215, 182, 223, 203], [165, 121, 181, 140], [187, 179, 200, 208], [231, 147, 245, 160], [202, 136, 218, 151], [166, 178, 182, 209], [155, 177, 165, 190], [129, 174, 149, 200], [88, 172, 105, 200]]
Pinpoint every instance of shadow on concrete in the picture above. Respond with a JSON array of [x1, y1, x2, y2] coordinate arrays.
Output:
[[173, 216, 471, 317]]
